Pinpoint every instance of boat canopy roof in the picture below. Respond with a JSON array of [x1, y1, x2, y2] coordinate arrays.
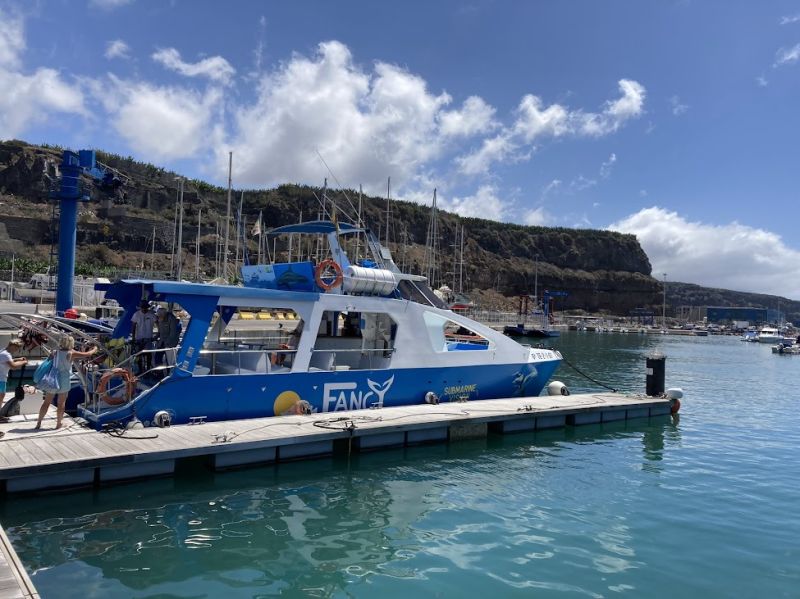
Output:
[[268, 220, 363, 237], [96, 279, 320, 305]]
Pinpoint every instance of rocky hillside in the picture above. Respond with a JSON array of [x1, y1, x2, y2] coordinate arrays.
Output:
[[0, 139, 663, 313]]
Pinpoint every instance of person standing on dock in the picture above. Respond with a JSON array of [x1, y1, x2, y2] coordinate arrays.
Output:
[[35, 335, 97, 430], [131, 300, 157, 374], [0, 339, 27, 407]]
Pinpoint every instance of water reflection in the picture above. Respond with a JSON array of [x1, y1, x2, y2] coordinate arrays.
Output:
[[5, 419, 679, 598]]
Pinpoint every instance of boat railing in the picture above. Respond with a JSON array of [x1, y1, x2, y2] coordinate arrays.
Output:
[[309, 346, 395, 370], [82, 349, 177, 414], [196, 348, 297, 375], [108, 346, 177, 373]]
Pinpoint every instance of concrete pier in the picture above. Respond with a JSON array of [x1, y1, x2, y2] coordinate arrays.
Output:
[[0, 392, 672, 495]]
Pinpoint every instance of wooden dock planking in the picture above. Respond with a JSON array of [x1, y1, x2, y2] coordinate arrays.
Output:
[[0, 393, 674, 494], [0, 524, 38, 599]]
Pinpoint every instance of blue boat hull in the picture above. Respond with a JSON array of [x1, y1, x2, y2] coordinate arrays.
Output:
[[80, 360, 561, 428]]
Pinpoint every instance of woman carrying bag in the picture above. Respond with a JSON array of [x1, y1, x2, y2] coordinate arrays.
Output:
[[35, 335, 98, 430]]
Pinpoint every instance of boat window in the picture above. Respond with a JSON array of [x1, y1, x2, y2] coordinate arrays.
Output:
[[422, 312, 491, 353], [197, 306, 304, 375], [310, 310, 396, 370]]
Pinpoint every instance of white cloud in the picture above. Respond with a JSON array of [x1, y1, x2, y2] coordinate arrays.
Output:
[[439, 96, 496, 137], [93, 75, 222, 161], [456, 78, 645, 174], [599, 152, 617, 178], [0, 9, 24, 69], [608, 207, 800, 299], [756, 75, 768, 87], [105, 39, 130, 60], [541, 179, 561, 197], [577, 79, 646, 136], [442, 185, 510, 220], [774, 43, 800, 67], [0, 10, 86, 139], [249, 15, 267, 78], [88, 0, 133, 8], [514, 95, 570, 141], [152, 48, 236, 85], [779, 13, 800, 25], [569, 174, 596, 191], [562, 154, 616, 193], [523, 206, 551, 226], [669, 95, 688, 116], [223, 41, 454, 193], [455, 131, 516, 175]]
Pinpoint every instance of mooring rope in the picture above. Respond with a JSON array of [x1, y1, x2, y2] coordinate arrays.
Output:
[[559, 353, 618, 393]]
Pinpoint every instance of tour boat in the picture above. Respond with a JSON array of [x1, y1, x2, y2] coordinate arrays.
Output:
[[63, 221, 563, 429]]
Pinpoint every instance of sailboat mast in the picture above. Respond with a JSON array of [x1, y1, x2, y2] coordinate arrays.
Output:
[[385, 176, 391, 247], [170, 187, 178, 276], [195, 208, 201, 281], [355, 185, 362, 263], [176, 177, 184, 281], [214, 220, 220, 278], [223, 152, 233, 281], [234, 191, 243, 273], [256, 210, 263, 265], [150, 226, 156, 274], [432, 189, 438, 288], [459, 225, 465, 294]]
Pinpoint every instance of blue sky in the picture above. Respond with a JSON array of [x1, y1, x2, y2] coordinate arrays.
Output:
[[2, 0, 800, 298]]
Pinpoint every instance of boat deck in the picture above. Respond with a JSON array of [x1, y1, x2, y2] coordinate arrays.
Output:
[[0, 393, 672, 495]]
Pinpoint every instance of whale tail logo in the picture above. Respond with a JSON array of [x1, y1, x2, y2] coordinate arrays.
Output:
[[367, 375, 395, 407]]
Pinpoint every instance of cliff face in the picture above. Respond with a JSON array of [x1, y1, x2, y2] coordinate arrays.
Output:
[[0, 140, 662, 313]]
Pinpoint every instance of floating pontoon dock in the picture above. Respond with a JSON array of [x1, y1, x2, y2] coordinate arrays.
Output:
[[0, 524, 37, 599], [0, 393, 672, 495]]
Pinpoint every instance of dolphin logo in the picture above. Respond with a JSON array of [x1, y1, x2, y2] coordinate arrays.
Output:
[[366, 375, 395, 407], [277, 267, 310, 289], [512, 367, 538, 396]]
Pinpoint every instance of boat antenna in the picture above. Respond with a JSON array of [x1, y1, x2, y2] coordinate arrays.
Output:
[[310, 190, 331, 219], [314, 149, 359, 223]]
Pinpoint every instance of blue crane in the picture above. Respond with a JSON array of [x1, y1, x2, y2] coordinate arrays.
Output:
[[53, 150, 123, 313], [542, 290, 568, 320]]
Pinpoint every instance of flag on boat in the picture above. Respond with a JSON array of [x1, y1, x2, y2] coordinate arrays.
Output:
[[252, 212, 262, 237]]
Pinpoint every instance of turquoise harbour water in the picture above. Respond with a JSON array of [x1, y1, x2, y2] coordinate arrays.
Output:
[[2, 332, 799, 598]]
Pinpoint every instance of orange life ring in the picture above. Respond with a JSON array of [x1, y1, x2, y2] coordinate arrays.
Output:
[[315, 259, 343, 291], [97, 368, 136, 406]]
